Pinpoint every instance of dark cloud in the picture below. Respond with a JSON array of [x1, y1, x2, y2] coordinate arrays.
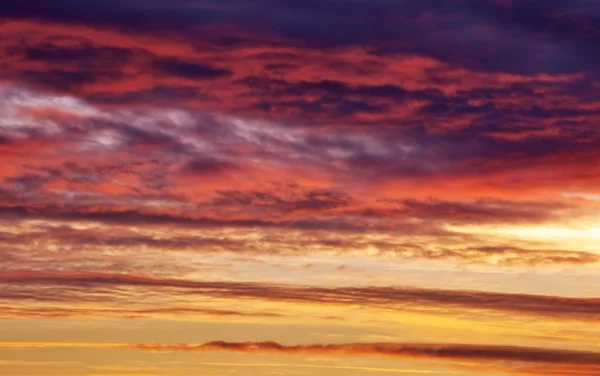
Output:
[[88, 86, 206, 106], [392, 198, 570, 224], [4, 0, 600, 74], [18, 70, 104, 91], [153, 57, 232, 79], [18, 43, 132, 65], [239, 77, 441, 103], [183, 157, 238, 175], [2, 41, 132, 92], [0, 204, 385, 232], [130, 340, 600, 367], [212, 189, 351, 212]]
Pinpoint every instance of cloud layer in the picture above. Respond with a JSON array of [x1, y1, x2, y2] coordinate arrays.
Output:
[[2, 2, 600, 376]]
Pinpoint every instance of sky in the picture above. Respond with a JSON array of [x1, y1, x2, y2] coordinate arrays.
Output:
[[1, 1, 600, 375]]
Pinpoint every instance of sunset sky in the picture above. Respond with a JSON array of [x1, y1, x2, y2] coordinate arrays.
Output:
[[2, 1, 600, 375]]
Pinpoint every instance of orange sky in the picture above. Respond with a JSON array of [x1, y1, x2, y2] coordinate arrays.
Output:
[[1, 1, 600, 375]]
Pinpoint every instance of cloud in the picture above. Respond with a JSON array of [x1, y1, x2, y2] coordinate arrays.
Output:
[[358, 198, 572, 225], [2, 271, 600, 321], [4, 0, 600, 75], [4, 339, 600, 374], [3, 83, 596, 206], [212, 189, 352, 212], [1, 3, 599, 375], [1, 22, 599, 193], [0, 305, 283, 319], [0, 219, 595, 268], [129, 340, 600, 367], [0, 204, 384, 232], [183, 157, 239, 175], [1, 85, 599, 274], [153, 57, 232, 79]]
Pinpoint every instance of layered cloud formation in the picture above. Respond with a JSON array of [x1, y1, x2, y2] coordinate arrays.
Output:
[[1, 1, 600, 376]]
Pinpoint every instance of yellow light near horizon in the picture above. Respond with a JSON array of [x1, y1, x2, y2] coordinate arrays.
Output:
[[497, 226, 600, 239], [449, 224, 600, 252]]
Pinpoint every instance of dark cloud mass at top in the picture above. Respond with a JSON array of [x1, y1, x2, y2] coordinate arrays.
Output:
[[3, 0, 600, 75]]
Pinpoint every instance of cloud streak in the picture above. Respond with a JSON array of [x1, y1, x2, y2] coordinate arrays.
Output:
[[130, 340, 600, 366], [2, 271, 600, 321], [3, 340, 600, 375]]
